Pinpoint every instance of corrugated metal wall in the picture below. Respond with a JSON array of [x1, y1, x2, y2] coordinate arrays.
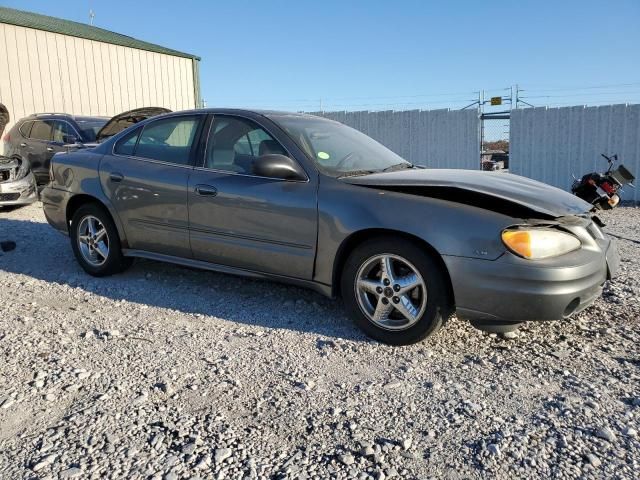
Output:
[[510, 105, 640, 201], [0, 23, 198, 146], [312, 109, 480, 169]]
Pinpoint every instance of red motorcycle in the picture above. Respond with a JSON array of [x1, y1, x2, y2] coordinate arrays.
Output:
[[571, 154, 635, 210]]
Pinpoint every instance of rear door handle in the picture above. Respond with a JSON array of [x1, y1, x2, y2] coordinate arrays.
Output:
[[195, 184, 217, 197], [109, 172, 124, 182]]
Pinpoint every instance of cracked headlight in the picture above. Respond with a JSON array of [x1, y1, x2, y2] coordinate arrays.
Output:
[[501, 228, 581, 259]]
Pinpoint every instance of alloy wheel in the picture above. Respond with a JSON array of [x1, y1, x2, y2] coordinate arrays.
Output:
[[77, 215, 110, 267], [354, 253, 428, 331]]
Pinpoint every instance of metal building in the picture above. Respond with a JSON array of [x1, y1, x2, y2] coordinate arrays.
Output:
[[312, 109, 480, 169], [0, 6, 201, 150]]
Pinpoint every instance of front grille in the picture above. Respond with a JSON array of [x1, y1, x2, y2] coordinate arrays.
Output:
[[0, 193, 20, 202]]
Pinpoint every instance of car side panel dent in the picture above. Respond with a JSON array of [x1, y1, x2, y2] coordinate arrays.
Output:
[[314, 177, 516, 287]]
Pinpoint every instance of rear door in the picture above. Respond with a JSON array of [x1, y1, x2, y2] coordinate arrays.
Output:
[[99, 114, 205, 257], [188, 114, 318, 279], [21, 120, 52, 184]]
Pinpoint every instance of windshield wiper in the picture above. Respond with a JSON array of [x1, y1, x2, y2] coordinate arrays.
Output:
[[337, 170, 377, 178], [381, 162, 414, 172]]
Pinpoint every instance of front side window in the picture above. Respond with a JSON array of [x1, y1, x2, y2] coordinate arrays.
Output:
[[30, 121, 52, 141], [205, 116, 288, 174], [134, 116, 200, 165], [268, 114, 412, 177], [51, 121, 76, 143], [75, 117, 109, 142]]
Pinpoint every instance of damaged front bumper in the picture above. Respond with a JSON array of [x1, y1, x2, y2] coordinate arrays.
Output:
[[445, 218, 619, 332], [0, 171, 38, 206]]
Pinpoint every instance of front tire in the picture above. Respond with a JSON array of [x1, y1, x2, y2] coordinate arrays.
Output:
[[70, 203, 132, 277], [341, 237, 450, 345]]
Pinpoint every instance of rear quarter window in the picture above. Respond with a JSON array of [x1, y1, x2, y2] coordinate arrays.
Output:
[[113, 127, 142, 156], [18, 121, 33, 138]]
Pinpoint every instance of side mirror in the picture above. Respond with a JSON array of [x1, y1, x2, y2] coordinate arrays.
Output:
[[62, 134, 79, 144], [252, 154, 306, 181]]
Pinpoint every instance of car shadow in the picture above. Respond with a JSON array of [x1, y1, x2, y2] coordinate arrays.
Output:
[[0, 215, 366, 342]]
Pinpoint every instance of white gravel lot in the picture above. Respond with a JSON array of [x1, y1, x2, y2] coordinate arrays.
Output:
[[0, 202, 639, 480]]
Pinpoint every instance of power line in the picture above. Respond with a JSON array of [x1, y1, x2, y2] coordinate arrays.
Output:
[[215, 91, 479, 106], [522, 90, 640, 99], [520, 82, 640, 93]]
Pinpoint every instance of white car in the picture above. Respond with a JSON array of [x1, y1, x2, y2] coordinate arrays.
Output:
[[0, 155, 37, 208]]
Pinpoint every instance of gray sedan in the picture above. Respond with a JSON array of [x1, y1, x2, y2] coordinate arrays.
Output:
[[41, 109, 619, 345]]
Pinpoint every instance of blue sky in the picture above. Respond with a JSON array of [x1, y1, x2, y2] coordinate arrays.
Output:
[[4, 0, 640, 111]]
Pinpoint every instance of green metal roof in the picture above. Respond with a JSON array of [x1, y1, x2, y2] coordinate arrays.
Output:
[[0, 6, 200, 60]]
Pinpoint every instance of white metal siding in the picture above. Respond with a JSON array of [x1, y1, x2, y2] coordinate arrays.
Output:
[[510, 105, 640, 201], [312, 109, 480, 169], [0, 23, 197, 147]]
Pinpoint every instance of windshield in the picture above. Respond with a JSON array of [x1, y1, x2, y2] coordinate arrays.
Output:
[[75, 117, 108, 142], [270, 114, 412, 177]]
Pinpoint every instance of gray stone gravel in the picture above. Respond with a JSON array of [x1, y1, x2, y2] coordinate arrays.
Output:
[[0, 202, 639, 479]]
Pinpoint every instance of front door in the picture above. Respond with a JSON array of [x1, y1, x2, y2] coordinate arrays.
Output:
[[188, 115, 318, 280], [99, 114, 204, 257]]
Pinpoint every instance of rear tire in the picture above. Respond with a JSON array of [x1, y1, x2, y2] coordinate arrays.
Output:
[[70, 203, 132, 277], [341, 237, 450, 345]]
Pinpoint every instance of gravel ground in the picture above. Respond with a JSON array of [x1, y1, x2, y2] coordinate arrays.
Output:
[[0, 202, 638, 480]]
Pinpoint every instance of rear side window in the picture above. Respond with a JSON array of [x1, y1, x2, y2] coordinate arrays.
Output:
[[114, 127, 142, 156], [135, 116, 200, 165], [30, 121, 52, 141]]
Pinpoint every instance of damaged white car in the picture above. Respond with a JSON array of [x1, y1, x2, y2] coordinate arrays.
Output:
[[0, 108, 37, 208], [0, 156, 37, 207]]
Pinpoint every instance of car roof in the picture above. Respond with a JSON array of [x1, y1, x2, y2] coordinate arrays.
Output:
[[20, 113, 110, 121], [18, 109, 325, 131], [138, 108, 325, 122]]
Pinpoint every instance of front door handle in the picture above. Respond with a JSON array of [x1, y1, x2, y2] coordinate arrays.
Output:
[[109, 172, 124, 182], [46, 147, 54, 152], [195, 184, 217, 197], [19, 142, 27, 148]]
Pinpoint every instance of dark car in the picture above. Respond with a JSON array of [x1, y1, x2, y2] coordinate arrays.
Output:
[[41, 109, 619, 345], [3, 108, 170, 185], [3, 113, 109, 185]]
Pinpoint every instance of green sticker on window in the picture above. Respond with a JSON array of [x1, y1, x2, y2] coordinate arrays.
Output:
[[317, 151, 330, 160]]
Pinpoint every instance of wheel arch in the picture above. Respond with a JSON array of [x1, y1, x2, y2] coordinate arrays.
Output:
[[65, 194, 128, 247], [331, 228, 455, 308]]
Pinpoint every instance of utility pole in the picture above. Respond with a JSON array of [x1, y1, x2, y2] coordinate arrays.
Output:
[[89, 9, 95, 26]]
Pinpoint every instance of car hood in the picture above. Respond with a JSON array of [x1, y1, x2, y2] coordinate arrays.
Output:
[[341, 168, 592, 218], [95, 107, 171, 142]]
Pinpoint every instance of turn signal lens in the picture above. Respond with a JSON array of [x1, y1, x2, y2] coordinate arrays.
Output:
[[502, 228, 581, 259]]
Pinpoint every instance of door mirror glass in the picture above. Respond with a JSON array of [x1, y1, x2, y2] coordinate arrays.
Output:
[[252, 154, 306, 181]]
